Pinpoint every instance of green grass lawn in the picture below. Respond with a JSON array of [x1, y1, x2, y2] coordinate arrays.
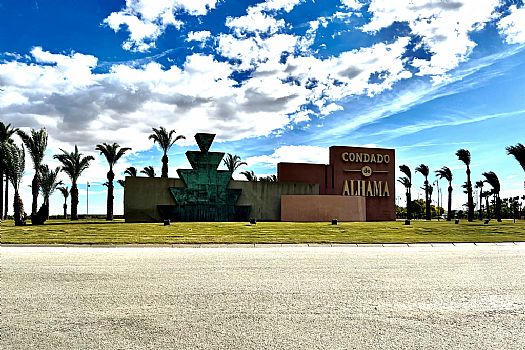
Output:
[[1, 219, 524, 244]]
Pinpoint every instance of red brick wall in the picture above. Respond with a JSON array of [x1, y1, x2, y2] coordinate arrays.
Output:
[[277, 146, 396, 221]]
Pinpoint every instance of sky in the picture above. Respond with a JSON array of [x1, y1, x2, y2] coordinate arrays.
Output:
[[1, 0, 524, 216]]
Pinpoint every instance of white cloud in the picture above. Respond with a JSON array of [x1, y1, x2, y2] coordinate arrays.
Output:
[[498, 5, 525, 45], [246, 145, 329, 167], [363, 0, 500, 79], [186, 30, 212, 43], [226, 7, 285, 35], [340, 0, 363, 10], [261, 0, 304, 12], [103, 0, 219, 52]]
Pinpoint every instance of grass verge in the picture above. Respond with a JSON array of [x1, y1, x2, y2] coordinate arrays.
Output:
[[1, 219, 524, 245]]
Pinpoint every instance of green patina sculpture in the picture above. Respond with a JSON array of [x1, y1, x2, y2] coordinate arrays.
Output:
[[158, 133, 250, 221]]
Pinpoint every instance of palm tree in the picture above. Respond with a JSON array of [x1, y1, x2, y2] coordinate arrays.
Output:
[[398, 165, 412, 220], [140, 166, 156, 177], [241, 170, 258, 182], [148, 126, 185, 178], [223, 153, 247, 175], [32, 165, 62, 224], [475, 180, 484, 220], [259, 174, 277, 182], [482, 171, 501, 222], [96, 143, 131, 221], [124, 166, 138, 177], [415, 164, 431, 220], [53, 145, 94, 220], [435, 166, 453, 221], [456, 149, 474, 222], [482, 190, 492, 219], [0, 122, 19, 220], [3, 143, 26, 226], [17, 128, 48, 219], [57, 186, 69, 219], [117, 179, 125, 187], [506, 143, 525, 172]]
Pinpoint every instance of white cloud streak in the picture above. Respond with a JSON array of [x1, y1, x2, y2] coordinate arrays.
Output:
[[498, 5, 525, 45], [103, 0, 219, 51]]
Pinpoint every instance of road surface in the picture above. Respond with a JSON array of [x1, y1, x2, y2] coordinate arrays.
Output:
[[2, 244, 524, 349]]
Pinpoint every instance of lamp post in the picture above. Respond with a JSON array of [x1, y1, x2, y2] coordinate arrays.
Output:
[[433, 179, 441, 220], [86, 181, 90, 217]]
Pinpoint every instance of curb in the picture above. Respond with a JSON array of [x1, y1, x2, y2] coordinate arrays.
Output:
[[1, 242, 523, 248]]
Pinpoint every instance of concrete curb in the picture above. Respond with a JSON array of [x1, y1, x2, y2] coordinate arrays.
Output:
[[1, 242, 523, 248]]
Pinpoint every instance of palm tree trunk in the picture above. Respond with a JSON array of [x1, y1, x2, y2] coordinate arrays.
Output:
[[406, 190, 412, 220], [0, 170, 4, 220], [31, 174, 39, 217], [63, 200, 68, 219], [424, 180, 431, 220], [161, 154, 169, 178], [71, 183, 79, 220], [466, 167, 474, 222], [107, 170, 114, 220], [447, 185, 452, 221], [496, 195, 502, 222], [485, 195, 490, 219], [13, 191, 26, 226], [4, 175, 9, 220], [478, 193, 483, 220]]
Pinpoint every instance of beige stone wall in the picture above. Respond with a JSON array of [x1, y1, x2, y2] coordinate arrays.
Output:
[[124, 176, 319, 222], [231, 181, 319, 221], [281, 195, 366, 222], [124, 177, 183, 222]]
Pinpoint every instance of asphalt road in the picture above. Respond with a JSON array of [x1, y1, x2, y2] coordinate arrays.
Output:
[[1, 244, 524, 350]]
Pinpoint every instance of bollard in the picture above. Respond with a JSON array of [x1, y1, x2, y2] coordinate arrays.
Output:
[[163, 219, 170, 226], [455, 219, 459, 224], [249, 218, 257, 225], [484, 219, 490, 224], [404, 220, 411, 225], [331, 219, 338, 225]]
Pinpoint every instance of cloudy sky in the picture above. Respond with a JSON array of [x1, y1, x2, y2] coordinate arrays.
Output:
[[1, 0, 524, 215]]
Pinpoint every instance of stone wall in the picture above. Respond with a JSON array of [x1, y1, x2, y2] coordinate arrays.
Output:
[[124, 176, 319, 222], [281, 195, 366, 222]]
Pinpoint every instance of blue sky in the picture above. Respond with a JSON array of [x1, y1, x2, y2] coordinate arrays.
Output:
[[1, 0, 524, 215]]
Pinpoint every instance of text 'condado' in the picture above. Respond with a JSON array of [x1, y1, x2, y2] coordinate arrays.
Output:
[[342, 180, 390, 197], [341, 152, 390, 164]]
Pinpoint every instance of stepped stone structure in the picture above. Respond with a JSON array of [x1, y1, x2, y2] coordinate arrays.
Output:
[[158, 133, 250, 221]]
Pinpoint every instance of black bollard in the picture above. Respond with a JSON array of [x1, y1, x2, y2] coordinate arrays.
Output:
[[331, 219, 338, 225], [163, 219, 170, 226], [249, 218, 257, 225]]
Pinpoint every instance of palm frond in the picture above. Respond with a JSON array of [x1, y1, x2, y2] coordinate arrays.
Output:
[[57, 186, 70, 199], [241, 170, 257, 181], [456, 149, 471, 166], [96, 142, 131, 168], [124, 166, 137, 177], [505, 143, 525, 171], [399, 164, 411, 180], [39, 164, 62, 200], [3, 143, 25, 191], [435, 166, 453, 182], [140, 166, 156, 177], [223, 153, 247, 173], [415, 164, 429, 177], [17, 128, 48, 170], [53, 145, 94, 183], [148, 126, 185, 154], [397, 176, 411, 188], [482, 171, 500, 194]]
